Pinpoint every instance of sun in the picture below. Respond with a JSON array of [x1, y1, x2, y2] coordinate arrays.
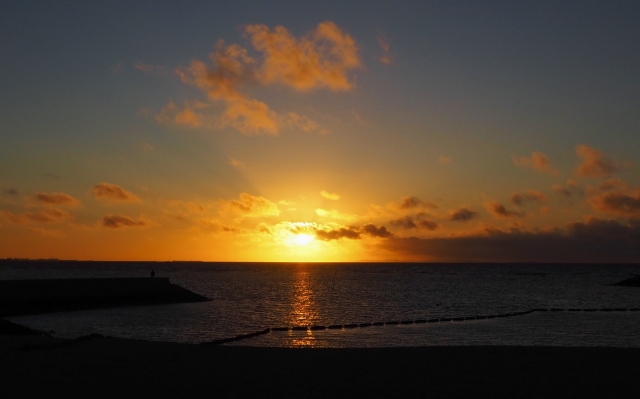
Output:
[[293, 233, 314, 246]]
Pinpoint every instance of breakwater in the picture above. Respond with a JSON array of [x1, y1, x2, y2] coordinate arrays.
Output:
[[0, 278, 209, 317], [201, 307, 640, 345]]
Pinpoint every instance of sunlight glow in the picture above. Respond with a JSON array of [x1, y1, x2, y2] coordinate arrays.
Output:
[[293, 233, 314, 246]]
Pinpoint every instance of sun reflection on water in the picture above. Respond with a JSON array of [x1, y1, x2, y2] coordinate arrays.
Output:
[[287, 267, 325, 347]]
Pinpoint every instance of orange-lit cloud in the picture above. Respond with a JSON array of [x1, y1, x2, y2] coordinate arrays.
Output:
[[575, 144, 623, 178], [588, 178, 640, 216], [102, 215, 146, 228], [510, 190, 548, 206], [379, 217, 640, 262], [224, 193, 280, 218], [397, 196, 437, 210], [228, 157, 244, 167], [315, 208, 358, 221], [484, 201, 523, 218], [1, 208, 72, 224], [92, 183, 141, 203], [34, 192, 80, 207], [449, 207, 479, 222], [377, 34, 392, 65], [512, 151, 559, 175], [199, 218, 236, 232], [164, 22, 359, 135], [246, 21, 361, 90], [438, 156, 452, 165], [320, 190, 340, 200]]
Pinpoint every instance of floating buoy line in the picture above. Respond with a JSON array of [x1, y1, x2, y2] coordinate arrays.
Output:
[[200, 307, 640, 345]]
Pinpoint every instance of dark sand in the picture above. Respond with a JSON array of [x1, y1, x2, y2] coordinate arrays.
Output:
[[2, 333, 639, 398]]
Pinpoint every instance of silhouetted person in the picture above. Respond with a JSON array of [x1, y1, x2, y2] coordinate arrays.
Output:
[[150, 269, 155, 277]]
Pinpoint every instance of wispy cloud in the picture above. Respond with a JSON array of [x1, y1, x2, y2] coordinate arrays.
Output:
[[34, 192, 80, 207], [484, 201, 523, 218], [587, 178, 640, 216], [102, 215, 147, 228], [320, 190, 340, 200], [377, 34, 392, 65], [1, 188, 18, 196], [92, 183, 141, 203], [438, 156, 452, 165], [224, 193, 280, 218], [512, 151, 559, 176], [1, 208, 72, 224], [510, 190, 548, 206], [449, 207, 479, 222]]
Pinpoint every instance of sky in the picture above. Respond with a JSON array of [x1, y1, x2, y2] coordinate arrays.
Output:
[[1, 1, 639, 262]]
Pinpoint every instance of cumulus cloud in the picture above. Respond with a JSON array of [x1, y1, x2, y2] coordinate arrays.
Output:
[[484, 201, 523, 218], [449, 207, 479, 222], [320, 190, 340, 200], [224, 193, 280, 218], [512, 151, 559, 175], [102, 215, 146, 228], [163, 22, 359, 135], [200, 218, 236, 232], [379, 217, 640, 262], [1, 208, 72, 224], [246, 21, 361, 90], [361, 224, 394, 238], [553, 180, 583, 198], [92, 183, 141, 203], [34, 192, 80, 207], [390, 215, 438, 231], [575, 144, 624, 178], [510, 190, 548, 206]]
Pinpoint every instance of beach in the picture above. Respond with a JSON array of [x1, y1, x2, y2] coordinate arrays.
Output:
[[2, 332, 639, 398]]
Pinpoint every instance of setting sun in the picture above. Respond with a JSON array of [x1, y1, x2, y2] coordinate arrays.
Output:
[[293, 234, 314, 246]]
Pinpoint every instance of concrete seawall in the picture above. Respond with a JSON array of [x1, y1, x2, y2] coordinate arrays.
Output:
[[0, 278, 209, 317]]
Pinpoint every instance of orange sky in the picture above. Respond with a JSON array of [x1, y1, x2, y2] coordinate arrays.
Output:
[[1, 4, 639, 262]]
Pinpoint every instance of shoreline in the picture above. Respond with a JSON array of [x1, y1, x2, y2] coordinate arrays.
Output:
[[2, 332, 639, 398]]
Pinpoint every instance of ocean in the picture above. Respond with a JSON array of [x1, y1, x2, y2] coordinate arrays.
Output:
[[3, 261, 640, 347]]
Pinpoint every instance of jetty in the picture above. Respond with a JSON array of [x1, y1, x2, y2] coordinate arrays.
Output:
[[0, 278, 209, 317]]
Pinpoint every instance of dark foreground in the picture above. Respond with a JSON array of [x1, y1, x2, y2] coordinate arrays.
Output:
[[1, 334, 639, 399]]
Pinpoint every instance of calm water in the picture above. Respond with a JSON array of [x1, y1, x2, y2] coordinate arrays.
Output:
[[3, 262, 640, 347]]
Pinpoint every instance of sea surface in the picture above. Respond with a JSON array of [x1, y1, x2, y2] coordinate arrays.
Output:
[[3, 261, 640, 348]]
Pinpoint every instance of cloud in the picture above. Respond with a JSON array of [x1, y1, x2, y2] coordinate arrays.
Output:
[[199, 218, 236, 232], [512, 151, 559, 175], [315, 208, 358, 221], [92, 183, 141, 203], [314, 224, 394, 241], [588, 178, 640, 216], [29, 228, 65, 238], [553, 180, 583, 198], [246, 21, 361, 91], [449, 207, 479, 222], [315, 226, 361, 241], [377, 34, 392, 65], [510, 190, 548, 206], [164, 22, 358, 135], [484, 201, 523, 218], [225, 193, 280, 218], [134, 62, 168, 75], [1, 188, 18, 196], [1, 208, 72, 224], [229, 157, 244, 167], [575, 144, 624, 178], [34, 192, 80, 207], [102, 215, 146, 228], [379, 217, 640, 262], [320, 190, 340, 200], [361, 224, 394, 238], [397, 196, 437, 210], [438, 156, 452, 165], [390, 215, 438, 231]]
